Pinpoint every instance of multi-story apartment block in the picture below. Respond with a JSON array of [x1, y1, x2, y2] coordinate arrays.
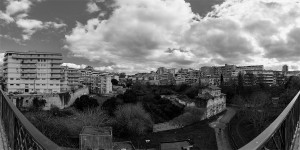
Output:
[[3, 51, 62, 93], [98, 75, 112, 94], [61, 66, 81, 92], [237, 65, 264, 71]]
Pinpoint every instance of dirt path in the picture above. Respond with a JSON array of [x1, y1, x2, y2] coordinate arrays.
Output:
[[210, 107, 236, 150]]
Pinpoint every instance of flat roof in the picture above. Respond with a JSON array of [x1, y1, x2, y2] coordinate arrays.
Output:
[[80, 126, 112, 136], [113, 141, 135, 150], [5, 51, 62, 55]]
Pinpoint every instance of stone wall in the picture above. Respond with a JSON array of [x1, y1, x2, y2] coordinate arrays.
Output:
[[12, 87, 89, 110]]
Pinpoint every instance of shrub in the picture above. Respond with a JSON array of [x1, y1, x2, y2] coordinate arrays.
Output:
[[102, 97, 124, 116], [50, 106, 73, 117], [31, 97, 46, 110], [114, 103, 153, 136], [25, 107, 111, 148], [171, 107, 204, 126], [171, 112, 199, 126], [72, 95, 99, 111]]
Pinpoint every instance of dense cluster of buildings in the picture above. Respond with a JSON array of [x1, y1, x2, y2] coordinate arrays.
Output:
[[2, 51, 116, 95], [2, 51, 299, 94], [128, 64, 298, 87]]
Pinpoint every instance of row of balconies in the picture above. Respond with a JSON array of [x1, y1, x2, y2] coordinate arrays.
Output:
[[20, 60, 63, 64], [20, 75, 62, 79], [12, 55, 63, 59]]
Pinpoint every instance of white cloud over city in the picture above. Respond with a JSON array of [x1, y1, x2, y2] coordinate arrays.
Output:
[[64, 0, 300, 73], [0, 0, 67, 40]]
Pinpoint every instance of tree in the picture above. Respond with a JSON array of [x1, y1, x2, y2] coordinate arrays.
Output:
[[119, 73, 126, 78], [285, 76, 300, 90], [72, 95, 99, 111], [111, 79, 119, 85], [247, 91, 271, 133], [32, 97, 46, 110], [237, 72, 244, 94], [220, 74, 224, 86], [231, 95, 246, 107], [114, 103, 153, 136]]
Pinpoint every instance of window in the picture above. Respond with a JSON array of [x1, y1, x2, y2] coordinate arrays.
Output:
[[16, 78, 20, 80], [16, 84, 20, 86], [10, 84, 13, 86], [50, 84, 53, 86], [42, 84, 46, 86], [25, 84, 28, 85], [42, 78, 46, 80], [56, 84, 59, 86], [10, 78, 14, 80], [30, 84, 33, 85], [36, 84, 40, 86]]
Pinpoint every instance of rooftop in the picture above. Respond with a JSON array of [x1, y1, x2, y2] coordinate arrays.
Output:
[[5, 51, 62, 56], [113, 141, 135, 150], [80, 126, 112, 136]]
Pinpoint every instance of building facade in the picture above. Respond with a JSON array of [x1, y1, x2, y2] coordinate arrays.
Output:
[[3, 51, 63, 93], [61, 66, 82, 92]]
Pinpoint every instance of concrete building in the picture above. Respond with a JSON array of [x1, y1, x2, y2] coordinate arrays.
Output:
[[237, 65, 264, 71], [61, 66, 81, 92], [98, 75, 113, 94], [3, 51, 62, 93], [197, 86, 226, 119], [156, 67, 168, 75]]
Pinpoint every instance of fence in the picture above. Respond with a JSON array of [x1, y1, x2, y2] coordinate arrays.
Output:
[[239, 91, 300, 150], [0, 89, 63, 150]]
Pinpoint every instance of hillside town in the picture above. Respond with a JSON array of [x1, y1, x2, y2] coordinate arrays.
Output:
[[2, 51, 295, 96], [0, 50, 298, 149]]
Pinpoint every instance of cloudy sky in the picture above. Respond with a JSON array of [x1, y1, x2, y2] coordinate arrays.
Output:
[[1, 0, 300, 73]]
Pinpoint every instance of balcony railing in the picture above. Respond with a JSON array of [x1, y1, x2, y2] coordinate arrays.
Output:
[[12, 55, 63, 59], [51, 70, 62, 74], [239, 91, 300, 150], [51, 60, 63, 64], [21, 65, 37, 69], [0, 89, 63, 150], [22, 60, 38, 64], [20, 75, 37, 79], [67, 75, 80, 78], [50, 75, 61, 79], [51, 66, 62, 69], [21, 70, 37, 74]]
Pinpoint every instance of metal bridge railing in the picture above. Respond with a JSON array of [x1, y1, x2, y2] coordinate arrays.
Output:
[[239, 91, 300, 150], [0, 89, 64, 150]]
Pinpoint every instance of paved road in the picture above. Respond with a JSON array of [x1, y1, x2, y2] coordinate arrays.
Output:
[[0, 120, 9, 150], [210, 107, 236, 150]]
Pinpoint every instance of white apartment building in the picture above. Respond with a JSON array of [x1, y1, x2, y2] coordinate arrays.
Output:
[[98, 75, 112, 94], [61, 66, 81, 92], [3, 51, 62, 93]]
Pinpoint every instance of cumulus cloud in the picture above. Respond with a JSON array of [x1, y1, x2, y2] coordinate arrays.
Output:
[[1, 0, 66, 40], [86, 1, 100, 13], [0, 53, 5, 64], [66, 0, 195, 72], [16, 19, 67, 40], [0, 11, 14, 23], [62, 63, 87, 69], [5, 0, 32, 16], [16, 18, 43, 40], [65, 0, 300, 73]]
